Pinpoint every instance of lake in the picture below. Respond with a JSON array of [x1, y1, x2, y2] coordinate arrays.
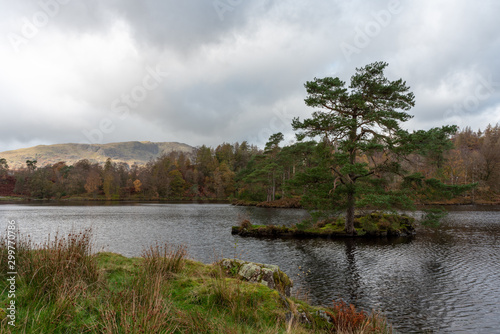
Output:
[[1, 202, 499, 333]]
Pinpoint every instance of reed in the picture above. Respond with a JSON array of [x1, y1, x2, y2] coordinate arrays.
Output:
[[141, 241, 188, 277], [12, 228, 99, 301]]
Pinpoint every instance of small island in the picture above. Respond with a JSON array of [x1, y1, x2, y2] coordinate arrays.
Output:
[[232, 212, 416, 239]]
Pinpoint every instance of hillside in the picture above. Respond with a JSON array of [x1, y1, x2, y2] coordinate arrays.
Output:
[[0, 141, 194, 169]]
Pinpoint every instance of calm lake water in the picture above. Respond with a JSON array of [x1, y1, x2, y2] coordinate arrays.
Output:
[[1, 202, 499, 333]]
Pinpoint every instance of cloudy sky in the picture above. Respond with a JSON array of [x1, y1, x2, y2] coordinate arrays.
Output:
[[1, 0, 499, 153]]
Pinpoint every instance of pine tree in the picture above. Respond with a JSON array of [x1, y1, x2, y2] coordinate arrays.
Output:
[[293, 61, 473, 234]]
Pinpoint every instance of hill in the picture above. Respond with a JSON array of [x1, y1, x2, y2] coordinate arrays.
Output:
[[0, 141, 194, 169]]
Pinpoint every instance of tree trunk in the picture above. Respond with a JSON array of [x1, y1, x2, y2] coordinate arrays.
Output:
[[282, 172, 285, 198], [267, 175, 272, 202], [345, 188, 355, 235], [345, 114, 358, 236], [272, 172, 276, 201]]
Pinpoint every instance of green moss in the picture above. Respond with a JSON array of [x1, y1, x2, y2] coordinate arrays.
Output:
[[273, 270, 292, 294], [319, 223, 344, 233], [359, 214, 378, 232]]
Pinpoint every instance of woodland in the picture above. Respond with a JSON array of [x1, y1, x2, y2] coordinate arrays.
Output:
[[1, 63, 499, 221], [1, 126, 498, 202]]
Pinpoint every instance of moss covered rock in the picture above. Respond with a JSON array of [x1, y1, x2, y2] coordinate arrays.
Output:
[[219, 258, 293, 297], [355, 212, 416, 236]]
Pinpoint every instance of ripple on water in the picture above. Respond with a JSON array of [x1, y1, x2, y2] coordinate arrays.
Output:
[[1, 204, 500, 333]]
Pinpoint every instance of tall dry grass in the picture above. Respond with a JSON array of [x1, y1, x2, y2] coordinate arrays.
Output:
[[98, 241, 189, 333], [141, 241, 188, 277], [2, 228, 100, 301], [0, 228, 102, 332], [98, 274, 177, 334]]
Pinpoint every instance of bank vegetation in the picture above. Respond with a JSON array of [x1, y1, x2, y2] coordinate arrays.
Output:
[[0, 229, 392, 333]]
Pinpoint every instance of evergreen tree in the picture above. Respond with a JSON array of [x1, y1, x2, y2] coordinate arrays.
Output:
[[293, 61, 473, 234], [242, 133, 284, 202], [0, 158, 8, 176]]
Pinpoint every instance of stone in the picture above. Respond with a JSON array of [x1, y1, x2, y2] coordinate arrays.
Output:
[[219, 258, 293, 296], [316, 309, 333, 324]]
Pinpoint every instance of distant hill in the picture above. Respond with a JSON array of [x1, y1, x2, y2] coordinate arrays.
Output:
[[0, 141, 194, 169]]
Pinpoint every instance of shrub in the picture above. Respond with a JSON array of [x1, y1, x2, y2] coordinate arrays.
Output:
[[358, 215, 378, 233], [329, 299, 367, 332], [295, 219, 313, 230], [326, 299, 392, 334], [376, 218, 391, 230], [335, 217, 345, 227], [239, 219, 252, 229], [313, 220, 327, 229]]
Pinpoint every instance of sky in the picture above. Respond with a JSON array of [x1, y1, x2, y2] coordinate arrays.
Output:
[[1, 0, 499, 153]]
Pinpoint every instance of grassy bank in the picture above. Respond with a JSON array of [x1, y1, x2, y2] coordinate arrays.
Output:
[[0, 230, 392, 333], [0, 196, 24, 202]]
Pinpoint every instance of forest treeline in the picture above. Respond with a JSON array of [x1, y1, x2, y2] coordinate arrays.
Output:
[[0, 124, 499, 204]]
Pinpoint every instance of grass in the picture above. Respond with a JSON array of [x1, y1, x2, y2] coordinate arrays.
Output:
[[0, 196, 23, 201], [0, 229, 392, 333]]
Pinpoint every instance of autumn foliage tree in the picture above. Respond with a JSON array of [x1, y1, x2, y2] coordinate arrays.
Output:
[[85, 169, 102, 199], [3, 115, 492, 206]]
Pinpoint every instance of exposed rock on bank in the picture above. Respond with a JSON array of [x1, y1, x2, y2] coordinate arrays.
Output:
[[219, 258, 293, 297]]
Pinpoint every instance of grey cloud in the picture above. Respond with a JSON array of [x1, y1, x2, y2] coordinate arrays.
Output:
[[47, 0, 275, 54], [1, 0, 500, 153]]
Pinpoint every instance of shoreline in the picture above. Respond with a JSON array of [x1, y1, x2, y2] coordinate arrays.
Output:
[[0, 229, 393, 333], [2, 196, 500, 209]]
